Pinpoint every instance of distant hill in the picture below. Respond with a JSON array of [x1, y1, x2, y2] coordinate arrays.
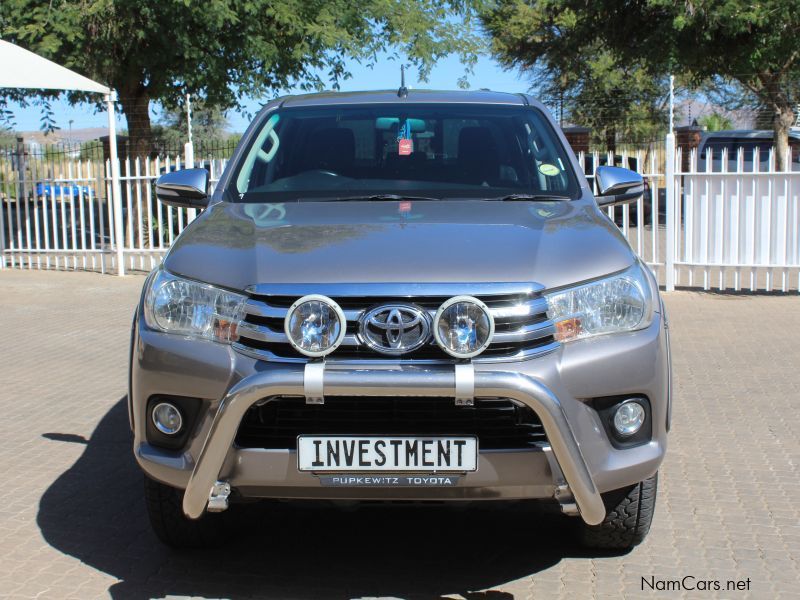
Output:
[[16, 127, 109, 146]]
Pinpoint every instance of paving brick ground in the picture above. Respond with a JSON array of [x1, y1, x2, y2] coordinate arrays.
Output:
[[0, 269, 798, 599]]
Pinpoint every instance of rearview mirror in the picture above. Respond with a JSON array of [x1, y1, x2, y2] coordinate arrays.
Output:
[[594, 166, 644, 207], [155, 168, 209, 209]]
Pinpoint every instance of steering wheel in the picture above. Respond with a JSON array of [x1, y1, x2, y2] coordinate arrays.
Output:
[[303, 169, 342, 178]]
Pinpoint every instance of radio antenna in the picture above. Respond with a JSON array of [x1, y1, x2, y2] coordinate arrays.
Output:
[[397, 65, 408, 98]]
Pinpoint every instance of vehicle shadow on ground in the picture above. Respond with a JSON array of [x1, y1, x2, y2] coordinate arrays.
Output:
[[38, 398, 609, 600]]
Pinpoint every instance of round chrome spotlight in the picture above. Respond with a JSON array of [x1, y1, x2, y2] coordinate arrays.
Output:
[[433, 295, 495, 359], [284, 294, 347, 358], [613, 400, 646, 436], [152, 402, 183, 435]]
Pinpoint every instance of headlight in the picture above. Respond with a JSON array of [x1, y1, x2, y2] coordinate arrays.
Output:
[[545, 263, 653, 342], [284, 295, 347, 357], [144, 269, 246, 343], [433, 296, 495, 359]]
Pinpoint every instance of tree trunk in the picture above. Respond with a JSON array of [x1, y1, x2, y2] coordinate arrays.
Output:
[[117, 89, 153, 247], [119, 91, 154, 159], [773, 103, 795, 172], [604, 125, 616, 155]]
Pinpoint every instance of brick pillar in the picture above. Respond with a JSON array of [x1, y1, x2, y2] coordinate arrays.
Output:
[[562, 126, 590, 156], [675, 126, 702, 171]]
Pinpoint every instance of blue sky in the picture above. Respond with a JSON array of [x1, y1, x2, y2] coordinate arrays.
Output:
[[7, 53, 529, 133]]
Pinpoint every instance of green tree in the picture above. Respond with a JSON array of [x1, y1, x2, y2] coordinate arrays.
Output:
[[698, 112, 734, 132], [155, 100, 231, 150], [482, 0, 800, 170], [482, 2, 669, 150], [1, 0, 483, 157]]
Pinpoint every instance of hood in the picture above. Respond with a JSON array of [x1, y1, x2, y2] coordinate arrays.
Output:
[[164, 199, 635, 292]]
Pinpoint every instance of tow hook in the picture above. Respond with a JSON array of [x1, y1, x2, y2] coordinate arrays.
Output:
[[207, 481, 231, 512], [554, 484, 579, 516], [541, 443, 580, 516]]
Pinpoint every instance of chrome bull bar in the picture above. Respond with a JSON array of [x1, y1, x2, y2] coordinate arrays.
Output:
[[182, 364, 607, 525]]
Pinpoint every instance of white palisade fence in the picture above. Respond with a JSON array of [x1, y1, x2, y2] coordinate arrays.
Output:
[[0, 149, 227, 274], [671, 146, 800, 292], [577, 147, 666, 283], [1, 139, 799, 293]]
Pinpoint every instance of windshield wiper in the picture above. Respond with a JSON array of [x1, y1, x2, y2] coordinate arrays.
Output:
[[309, 194, 441, 202], [490, 193, 571, 202]]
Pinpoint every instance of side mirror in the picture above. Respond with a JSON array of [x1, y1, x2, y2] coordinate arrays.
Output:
[[155, 168, 210, 209], [594, 166, 644, 207]]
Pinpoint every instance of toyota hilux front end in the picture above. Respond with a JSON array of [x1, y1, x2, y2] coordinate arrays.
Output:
[[130, 90, 670, 550]]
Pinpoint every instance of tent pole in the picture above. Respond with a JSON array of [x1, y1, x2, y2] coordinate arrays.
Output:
[[106, 92, 125, 276]]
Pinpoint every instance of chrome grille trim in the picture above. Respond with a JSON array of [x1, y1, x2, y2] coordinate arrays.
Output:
[[490, 297, 549, 319], [232, 340, 561, 364], [235, 283, 559, 363], [492, 321, 556, 343], [242, 300, 284, 319], [238, 321, 361, 346], [243, 296, 550, 322], [238, 316, 555, 346]]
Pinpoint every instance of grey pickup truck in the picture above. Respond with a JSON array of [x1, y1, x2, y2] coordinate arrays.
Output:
[[132, 89, 671, 550]]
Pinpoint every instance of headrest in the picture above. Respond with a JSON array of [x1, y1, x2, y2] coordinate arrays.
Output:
[[305, 128, 355, 172]]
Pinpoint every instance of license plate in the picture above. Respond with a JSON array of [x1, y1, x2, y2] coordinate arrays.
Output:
[[297, 435, 478, 472]]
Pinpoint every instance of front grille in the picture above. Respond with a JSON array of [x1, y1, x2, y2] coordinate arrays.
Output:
[[235, 396, 547, 450], [233, 285, 559, 363]]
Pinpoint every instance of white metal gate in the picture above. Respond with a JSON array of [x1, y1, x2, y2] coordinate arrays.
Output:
[[669, 146, 800, 292]]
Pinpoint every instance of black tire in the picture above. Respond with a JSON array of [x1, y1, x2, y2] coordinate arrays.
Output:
[[580, 472, 658, 550], [144, 475, 231, 549]]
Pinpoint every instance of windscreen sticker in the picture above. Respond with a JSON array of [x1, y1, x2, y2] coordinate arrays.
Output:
[[538, 163, 561, 176]]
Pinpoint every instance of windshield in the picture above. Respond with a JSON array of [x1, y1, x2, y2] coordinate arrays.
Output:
[[231, 104, 578, 202]]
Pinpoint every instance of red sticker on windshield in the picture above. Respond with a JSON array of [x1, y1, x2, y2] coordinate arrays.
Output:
[[398, 138, 413, 156]]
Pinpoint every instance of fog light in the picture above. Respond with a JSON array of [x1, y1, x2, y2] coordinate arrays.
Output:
[[433, 296, 495, 359], [152, 402, 183, 435], [284, 294, 347, 357], [613, 400, 646, 436]]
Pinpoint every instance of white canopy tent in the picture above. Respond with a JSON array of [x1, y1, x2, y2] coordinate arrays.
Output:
[[0, 40, 126, 274]]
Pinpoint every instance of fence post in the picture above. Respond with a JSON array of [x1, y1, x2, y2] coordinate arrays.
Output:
[[106, 92, 125, 276], [0, 185, 5, 269], [665, 132, 676, 291], [184, 141, 197, 222]]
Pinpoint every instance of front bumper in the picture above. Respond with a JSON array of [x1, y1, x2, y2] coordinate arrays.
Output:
[[131, 314, 669, 526], [188, 364, 607, 523]]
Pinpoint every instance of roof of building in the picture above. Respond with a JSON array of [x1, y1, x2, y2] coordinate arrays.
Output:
[[701, 128, 800, 141]]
